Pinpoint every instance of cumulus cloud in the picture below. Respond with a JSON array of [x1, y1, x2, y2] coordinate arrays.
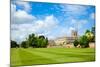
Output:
[[15, 1, 31, 12], [11, 2, 36, 24], [35, 15, 58, 30], [12, 10, 36, 24]]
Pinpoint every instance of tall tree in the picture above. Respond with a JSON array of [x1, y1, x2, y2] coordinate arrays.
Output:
[[27, 33, 35, 47]]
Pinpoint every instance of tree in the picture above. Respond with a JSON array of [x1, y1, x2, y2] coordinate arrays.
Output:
[[25, 33, 48, 48], [85, 30, 94, 42], [21, 41, 28, 48], [39, 35, 45, 39], [27, 33, 35, 47], [73, 39, 79, 47], [79, 35, 89, 48], [85, 30, 90, 34], [36, 35, 48, 48], [11, 40, 19, 48]]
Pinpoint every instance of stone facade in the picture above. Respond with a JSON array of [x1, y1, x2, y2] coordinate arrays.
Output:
[[54, 30, 77, 46], [54, 37, 67, 46], [48, 30, 78, 48], [89, 42, 95, 48]]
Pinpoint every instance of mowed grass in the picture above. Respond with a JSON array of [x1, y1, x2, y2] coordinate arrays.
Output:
[[11, 48, 95, 67]]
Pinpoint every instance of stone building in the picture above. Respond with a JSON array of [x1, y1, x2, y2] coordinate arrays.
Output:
[[47, 40, 56, 48], [48, 30, 78, 48]]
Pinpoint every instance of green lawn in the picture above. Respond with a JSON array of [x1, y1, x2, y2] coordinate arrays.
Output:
[[11, 48, 95, 67]]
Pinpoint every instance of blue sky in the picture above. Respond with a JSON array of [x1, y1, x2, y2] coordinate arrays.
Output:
[[11, 1, 95, 43]]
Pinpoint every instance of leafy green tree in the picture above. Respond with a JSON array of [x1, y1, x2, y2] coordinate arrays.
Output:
[[36, 35, 48, 48], [21, 41, 28, 48], [85, 30, 90, 34], [79, 35, 89, 48], [73, 39, 79, 47], [11, 40, 19, 48], [25, 33, 48, 48], [85, 30, 94, 42], [27, 33, 35, 47]]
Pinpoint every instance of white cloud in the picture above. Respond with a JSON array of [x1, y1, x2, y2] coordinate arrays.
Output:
[[15, 1, 31, 12], [11, 3, 36, 24], [35, 15, 58, 30], [11, 23, 38, 43], [13, 10, 36, 24], [11, 29, 29, 43]]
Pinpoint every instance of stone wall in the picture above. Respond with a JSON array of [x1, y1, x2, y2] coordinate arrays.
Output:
[[66, 43, 75, 48], [89, 42, 95, 48]]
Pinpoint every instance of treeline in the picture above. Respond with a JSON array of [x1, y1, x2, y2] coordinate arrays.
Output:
[[11, 33, 48, 48], [73, 26, 95, 48]]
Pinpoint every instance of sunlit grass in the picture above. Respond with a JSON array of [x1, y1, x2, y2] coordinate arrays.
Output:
[[11, 48, 95, 67]]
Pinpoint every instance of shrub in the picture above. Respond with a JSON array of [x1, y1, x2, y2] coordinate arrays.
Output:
[[11, 40, 19, 48], [73, 39, 79, 47], [79, 35, 89, 48]]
